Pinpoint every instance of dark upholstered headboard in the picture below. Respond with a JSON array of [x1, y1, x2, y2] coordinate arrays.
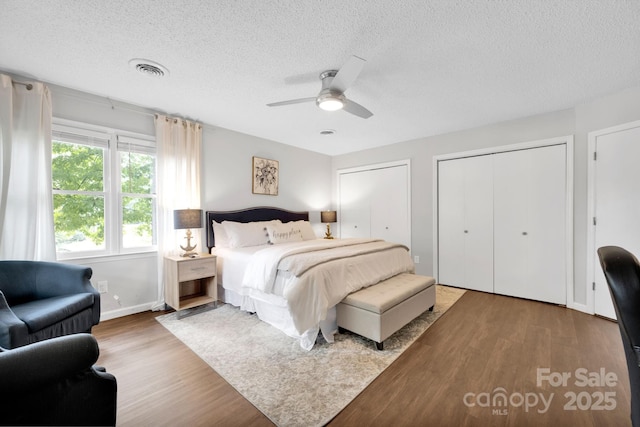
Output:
[[206, 207, 309, 252]]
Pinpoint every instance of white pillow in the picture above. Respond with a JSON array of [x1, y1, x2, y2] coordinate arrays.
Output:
[[222, 220, 281, 248], [212, 221, 230, 247], [266, 222, 304, 245], [289, 220, 317, 240]]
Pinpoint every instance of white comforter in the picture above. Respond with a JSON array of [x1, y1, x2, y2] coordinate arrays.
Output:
[[241, 238, 414, 346]]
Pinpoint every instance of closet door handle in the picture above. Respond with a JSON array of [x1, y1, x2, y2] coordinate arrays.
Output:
[[464, 230, 468, 234], [522, 232, 528, 236]]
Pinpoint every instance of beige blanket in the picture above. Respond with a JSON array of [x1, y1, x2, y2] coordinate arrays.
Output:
[[242, 238, 408, 293], [279, 240, 409, 276]]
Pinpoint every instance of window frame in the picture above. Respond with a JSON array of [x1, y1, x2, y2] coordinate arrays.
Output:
[[52, 118, 157, 260], [116, 135, 157, 253]]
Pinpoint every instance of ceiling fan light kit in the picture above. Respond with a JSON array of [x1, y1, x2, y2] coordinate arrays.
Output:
[[316, 90, 345, 111], [267, 55, 373, 119]]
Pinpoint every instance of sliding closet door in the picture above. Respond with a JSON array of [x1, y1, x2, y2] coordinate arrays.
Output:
[[438, 155, 494, 293], [493, 145, 566, 304]]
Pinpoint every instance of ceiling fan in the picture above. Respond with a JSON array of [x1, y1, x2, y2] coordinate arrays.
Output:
[[267, 55, 373, 119]]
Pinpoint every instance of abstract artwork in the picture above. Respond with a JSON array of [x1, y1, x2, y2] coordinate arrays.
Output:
[[252, 156, 279, 195]]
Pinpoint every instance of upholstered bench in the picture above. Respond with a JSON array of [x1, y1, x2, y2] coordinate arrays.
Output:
[[336, 273, 436, 350]]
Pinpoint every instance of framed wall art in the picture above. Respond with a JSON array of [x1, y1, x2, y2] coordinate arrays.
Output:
[[252, 156, 279, 195]]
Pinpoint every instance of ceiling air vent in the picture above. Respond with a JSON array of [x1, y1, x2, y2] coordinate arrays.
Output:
[[128, 58, 169, 78]]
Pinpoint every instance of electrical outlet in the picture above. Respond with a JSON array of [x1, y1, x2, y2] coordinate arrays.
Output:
[[414, 255, 420, 264], [97, 280, 108, 293]]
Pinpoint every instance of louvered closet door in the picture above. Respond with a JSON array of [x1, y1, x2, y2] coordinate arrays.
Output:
[[493, 145, 566, 304], [438, 155, 494, 292]]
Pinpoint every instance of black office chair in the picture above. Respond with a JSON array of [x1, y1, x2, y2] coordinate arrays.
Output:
[[597, 246, 640, 427]]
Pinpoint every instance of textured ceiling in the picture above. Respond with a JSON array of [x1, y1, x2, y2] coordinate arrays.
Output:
[[1, 0, 639, 155]]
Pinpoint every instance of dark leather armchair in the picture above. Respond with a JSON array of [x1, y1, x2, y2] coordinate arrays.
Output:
[[597, 245, 640, 427], [0, 333, 117, 426], [0, 260, 100, 349]]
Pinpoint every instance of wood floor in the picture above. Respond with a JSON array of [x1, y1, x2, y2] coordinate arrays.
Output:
[[93, 290, 631, 426]]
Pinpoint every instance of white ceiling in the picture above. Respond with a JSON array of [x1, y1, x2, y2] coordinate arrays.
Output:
[[1, 1, 639, 156]]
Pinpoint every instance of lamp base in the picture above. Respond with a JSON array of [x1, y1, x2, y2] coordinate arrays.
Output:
[[180, 229, 198, 256], [324, 224, 334, 239]]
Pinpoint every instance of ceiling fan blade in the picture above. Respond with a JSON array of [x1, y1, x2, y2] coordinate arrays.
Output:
[[343, 99, 373, 119], [329, 55, 366, 93], [267, 97, 316, 107]]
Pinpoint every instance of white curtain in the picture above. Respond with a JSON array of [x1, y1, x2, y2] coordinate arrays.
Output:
[[153, 114, 202, 310], [0, 74, 55, 260]]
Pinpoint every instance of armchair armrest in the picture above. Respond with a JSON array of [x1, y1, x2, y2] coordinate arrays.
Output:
[[0, 290, 28, 348], [35, 262, 95, 297], [0, 333, 99, 391]]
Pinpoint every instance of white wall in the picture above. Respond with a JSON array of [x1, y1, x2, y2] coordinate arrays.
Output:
[[332, 84, 640, 309], [46, 82, 332, 320], [66, 253, 159, 320], [202, 126, 332, 227]]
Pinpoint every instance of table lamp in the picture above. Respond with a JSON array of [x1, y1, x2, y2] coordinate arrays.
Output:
[[174, 209, 203, 257], [321, 210, 337, 239]]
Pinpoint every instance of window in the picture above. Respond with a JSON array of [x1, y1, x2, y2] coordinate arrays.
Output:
[[118, 135, 156, 249], [52, 121, 156, 258]]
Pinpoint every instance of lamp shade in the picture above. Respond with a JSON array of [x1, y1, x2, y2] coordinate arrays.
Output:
[[321, 210, 337, 224], [173, 209, 203, 230]]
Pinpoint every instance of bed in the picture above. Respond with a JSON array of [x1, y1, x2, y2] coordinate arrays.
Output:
[[206, 207, 415, 350]]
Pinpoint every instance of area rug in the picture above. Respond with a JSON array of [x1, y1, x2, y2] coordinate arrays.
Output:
[[156, 285, 465, 427]]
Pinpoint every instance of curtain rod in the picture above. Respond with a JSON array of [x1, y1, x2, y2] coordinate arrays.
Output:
[[43, 82, 216, 131], [12, 81, 33, 90]]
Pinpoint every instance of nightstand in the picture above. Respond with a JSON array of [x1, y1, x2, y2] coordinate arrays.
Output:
[[164, 253, 217, 318]]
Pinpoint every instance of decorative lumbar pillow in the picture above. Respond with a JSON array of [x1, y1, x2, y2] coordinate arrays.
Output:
[[212, 221, 230, 247], [290, 220, 317, 240], [222, 220, 281, 248], [265, 223, 304, 244]]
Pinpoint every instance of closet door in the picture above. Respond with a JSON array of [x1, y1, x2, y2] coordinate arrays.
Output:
[[370, 165, 410, 247], [493, 145, 566, 304], [339, 171, 371, 239], [438, 155, 494, 292], [339, 164, 410, 248]]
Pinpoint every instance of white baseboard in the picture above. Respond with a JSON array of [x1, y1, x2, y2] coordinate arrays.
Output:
[[100, 302, 155, 322], [568, 301, 592, 315]]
